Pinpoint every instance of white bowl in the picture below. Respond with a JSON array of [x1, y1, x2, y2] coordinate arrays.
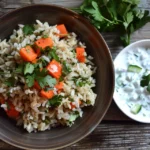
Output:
[[114, 39, 150, 123]]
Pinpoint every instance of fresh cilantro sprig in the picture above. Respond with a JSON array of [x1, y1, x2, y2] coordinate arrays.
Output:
[[24, 63, 34, 75], [48, 95, 63, 107], [36, 74, 56, 89], [72, 77, 90, 87], [43, 47, 60, 62], [3, 61, 57, 88], [25, 75, 35, 88], [5, 77, 16, 87], [25, 68, 57, 88], [62, 61, 71, 75], [140, 74, 150, 92], [48, 47, 60, 61], [23, 24, 35, 35], [14, 63, 24, 74], [37, 58, 48, 68], [42, 35, 49, 38], [73, 0, 150, 46]]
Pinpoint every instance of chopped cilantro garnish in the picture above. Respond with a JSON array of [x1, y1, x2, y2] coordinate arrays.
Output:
[[62, 61, 71, 75], [140, 74, 150, 92], [45, 87, 54, 91], [36, 75, 56, 89], [42, 46, 59, 61], [42, 35, 49, 38], [23, 24, 35, 35], [24, 63, 34, 75], [72, 49, 76, 57], [14, 63, 24, 74], [44, 118, 50, 124], [69, 98, 74, 102], [24, 65, 56, 88], [72, 77, 90, 87], [25, 74, 35, 88], [37, 58, 48, 68], [48, 95, 63, 107], [48, 47, 59, 61], [5, 77, 16, 87], [59, 76, 64, 82]]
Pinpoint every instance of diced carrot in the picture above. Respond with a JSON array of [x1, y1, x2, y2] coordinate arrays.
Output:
[[35, 37, 53, 50], [70, 100, 82, 109], [0, 98, 19, 119], [33, 81, 41, 90], [46, 60, 62, 79], [55, 81, 64, 94], [31, 58, 38, 64], [0, 95, 5, 104], [19, 45, 37, 62], [36, 48, 41, 56], [70, 103, 76, 109], [76, 47, 86, 63], [56, 24, 68, 38], [6, 101, 19, 119], [40, 90, 54, 99], [55, 82, 63, 91]]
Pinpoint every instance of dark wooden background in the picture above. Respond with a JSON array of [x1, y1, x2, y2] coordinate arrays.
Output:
[[0, 0, 150, 149]]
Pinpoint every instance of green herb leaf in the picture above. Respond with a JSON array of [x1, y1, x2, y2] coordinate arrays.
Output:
[[35, 74, 56, 89], [73, 0, 150, 46], [147, 84, 150, 92], [69, 114, 78, 122], [44, 117, 51, 124], [23, 24, 35, 35], [14, 63, 24, 74], [123, 0, 140, 5], [45, 87, 54, 91], [5, 77, 16, 87], [48, 95, 63, 107], [72, 77, 90, 87], [24, 63, 34, 75], [123, 12, 134, 30], [70, 98, 74, 102], [34, 68, 48, 77], [42, 35, 49, 38], [37, 58, 48, 68], [140, 74, 150, 87], [45, 76, 56, 87], [62, 61, 71, 75], [72, 49, 76, 57], [25, 75, 35, 87], [59, 76, 64, 82], [49, 47, 59, 61]]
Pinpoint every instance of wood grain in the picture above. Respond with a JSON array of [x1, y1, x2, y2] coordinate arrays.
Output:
[[0, 0, 150, 149], [1, 123, 150, 150]]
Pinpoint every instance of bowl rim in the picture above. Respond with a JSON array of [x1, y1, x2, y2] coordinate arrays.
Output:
[[114, 39, 150, 123], [0, 4, 115, 150]]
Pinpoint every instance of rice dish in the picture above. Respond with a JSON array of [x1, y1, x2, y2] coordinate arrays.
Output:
[[0, 20, 97, 133]]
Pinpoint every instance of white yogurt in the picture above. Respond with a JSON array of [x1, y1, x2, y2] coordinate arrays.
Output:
[[114, 40, 150, 123]]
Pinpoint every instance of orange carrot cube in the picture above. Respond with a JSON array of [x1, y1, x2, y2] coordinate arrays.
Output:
[[46, 60, 62, 79], [56, 24, 68, 38], [19, 45, 37, 62], [40, 90, 54, 99]]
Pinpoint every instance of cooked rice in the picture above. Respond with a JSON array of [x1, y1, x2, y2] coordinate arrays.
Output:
[[0, 20, 97, 132]]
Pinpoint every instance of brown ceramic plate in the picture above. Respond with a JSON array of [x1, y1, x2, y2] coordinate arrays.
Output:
[[0, 4, 114, 150]]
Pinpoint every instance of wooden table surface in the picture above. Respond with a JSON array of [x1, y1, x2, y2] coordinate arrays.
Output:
[[0, 0, 150, 149]]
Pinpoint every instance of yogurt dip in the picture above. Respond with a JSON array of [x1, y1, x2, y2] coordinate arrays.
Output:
[[114, 40, 150, 123]]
